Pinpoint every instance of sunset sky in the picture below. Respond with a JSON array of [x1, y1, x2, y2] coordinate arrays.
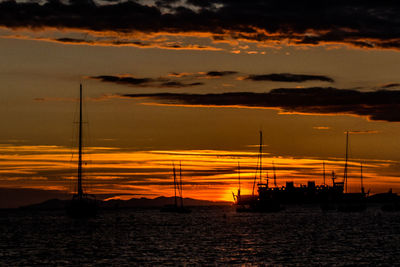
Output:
[[1, 0, 400, 207]]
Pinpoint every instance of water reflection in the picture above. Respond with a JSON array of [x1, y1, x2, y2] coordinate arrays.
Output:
[[0, 206, 399, 265]]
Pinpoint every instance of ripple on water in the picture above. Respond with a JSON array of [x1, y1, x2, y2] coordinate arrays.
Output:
[[0, 206, 399, 265]]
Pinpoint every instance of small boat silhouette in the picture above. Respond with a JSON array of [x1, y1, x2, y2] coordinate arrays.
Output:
[[160, 162, 191, 213]]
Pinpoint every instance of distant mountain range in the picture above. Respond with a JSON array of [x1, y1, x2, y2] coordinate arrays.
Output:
[[103, 196, 230, 208], [0, 187, 231, 209], [0, 187, 70, 209], [17, 196, 231, 211]]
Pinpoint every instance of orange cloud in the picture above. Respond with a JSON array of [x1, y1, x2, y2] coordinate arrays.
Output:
[[313, 126, 331, 130], [0, 144, 398, 202]]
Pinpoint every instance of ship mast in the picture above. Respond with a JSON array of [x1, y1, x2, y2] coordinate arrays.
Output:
[[344, 131, 349, 193], [323, 161, 326, 186], [272, 161, 277, 187], [252, 131, 263, 196], [237, 161, 241, 196], [77, 84, 83, 199], [173, 162, 177, 207], [179, 161, 183, 208], [360, 162, 364, 194], [259, 131, 263, 185]]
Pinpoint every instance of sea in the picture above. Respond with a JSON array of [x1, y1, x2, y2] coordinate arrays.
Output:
[[0, 205, 399, 266]]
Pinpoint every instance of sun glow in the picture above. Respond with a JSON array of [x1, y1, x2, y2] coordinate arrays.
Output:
[[0, 144, 398, 201]]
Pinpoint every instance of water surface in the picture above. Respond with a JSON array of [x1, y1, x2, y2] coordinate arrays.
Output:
[[0, 206, 399, 265]]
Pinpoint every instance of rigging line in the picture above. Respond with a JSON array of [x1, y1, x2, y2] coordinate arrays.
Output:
[[252, 151, 260, 196], [68, 87, 80, 194], [77, 84, 83, 198], [272, 160, 277, 187], [344, 131, 349, 193], [69, 94, 80, 163], [259, 130, 263, 185], [237, 161, 241, 192], [173, 162, 177, 207], [179, 161, 183, 208], [360, 162, 364, 194], [252, 131, 263, 195], [83, 89, 93, 191]]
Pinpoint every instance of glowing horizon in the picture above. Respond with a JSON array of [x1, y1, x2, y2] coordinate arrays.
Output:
[[0, 144, 397, 202]]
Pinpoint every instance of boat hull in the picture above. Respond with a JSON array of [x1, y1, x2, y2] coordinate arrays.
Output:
[[66, 197, 98, 218]]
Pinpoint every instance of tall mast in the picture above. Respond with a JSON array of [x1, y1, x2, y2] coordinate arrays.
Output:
[[259, 131, 263, 184], [252, 131, 263, 196], [179, 161, 183, 208], [173, 162, 177, 207], [272, 161, 277, 187], [77, 84, 83, 198], [237, 161, 241, 195], [323, 161, 326, 186], [344, 131, 349, 193], [360, 162, 364, 194]]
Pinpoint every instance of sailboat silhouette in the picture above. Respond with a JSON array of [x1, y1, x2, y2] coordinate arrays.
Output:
[[160, 162, 191, 213], [66, 84, 97, 218], [337, 132, 367, 212]]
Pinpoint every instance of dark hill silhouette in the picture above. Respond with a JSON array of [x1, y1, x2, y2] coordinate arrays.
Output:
[[0, 188, 69, 209], [103, 196, 229, 209], [19, 198, 68, 211], [18, 196, 230, 211]]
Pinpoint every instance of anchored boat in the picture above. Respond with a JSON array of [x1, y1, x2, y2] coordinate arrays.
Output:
[[161, 162, 191, 213], [66, 84, 98, 218], [234, 131, 283, 212]]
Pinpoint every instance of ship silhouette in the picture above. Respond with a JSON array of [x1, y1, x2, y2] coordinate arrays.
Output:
[[326, 131, 367, 212], [233, 131, 283, 212], [233, 131, 370, 212], [160, 162, 191, 213], [66, 84, 98, 218]]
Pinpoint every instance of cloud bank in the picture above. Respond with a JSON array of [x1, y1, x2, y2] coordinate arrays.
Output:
[[243, 73, 334, 83], [90, 75, 204, 88], [90, 71, 334, 88], [1, 0, 400, 50], [123, 87, 400, 122]]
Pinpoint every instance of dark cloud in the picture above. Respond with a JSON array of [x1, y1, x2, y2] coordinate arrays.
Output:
[[166, 71, 329, 83], [244, 73, 334, 83], [206, 71, 238, 77], [90, 75, 204, 88], [160, 81, 204, 87], [92, 75, 153, 86], [1, 1, 400, 50], [122, 87, 400, 122], [155, 0, 180, 8], [53, 37, 193, 48], [168, 71, 238, 78], [91, 71, 241, 88], [55, 37, 144, 47], [56, 37, 91, 44], [185, 0, 214, 8], [382, 83, 400, 89]]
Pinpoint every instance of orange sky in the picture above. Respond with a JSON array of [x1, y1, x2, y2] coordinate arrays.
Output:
[[1, 1, 400, 204], [1, 37, 400, 202], [0, 143, 397, 202]]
